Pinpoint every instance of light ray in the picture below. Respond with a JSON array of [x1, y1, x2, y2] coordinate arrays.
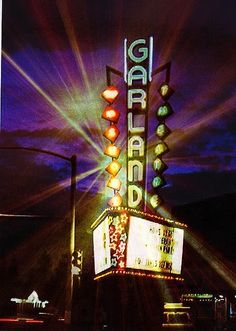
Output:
[[56, 1, 91, 93], [161, 1, 195, 62], [61, 90, 105, 150], [76, 168, 104, 205], [8, 165, 103, 213], [174, 62, 235, 129], [148, 94, 236, 152], [179, 95, 236, 132], [185, 229, 236, 290], [2, 50, 103, 155], [169, 95, 236, 150], [164, 154, 235, 172], [0, 213, 43, 218]]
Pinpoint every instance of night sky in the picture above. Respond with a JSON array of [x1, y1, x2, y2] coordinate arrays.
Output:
[[1, 0, 236, 216], [0, 1, 236, 311]]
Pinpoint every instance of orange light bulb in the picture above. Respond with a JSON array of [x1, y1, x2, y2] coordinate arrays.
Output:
[[104, 144, 121, 159], [103, 125, 120, 143], [101, 86, 119, 103], [102, 106, 120, 123], [107, 193, 123, 207], [107, 177, 122, 191], [105, 160, 122, 176]]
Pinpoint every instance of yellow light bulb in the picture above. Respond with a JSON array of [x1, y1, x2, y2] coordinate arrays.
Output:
[[160, 84, 169, 96], [107, 193, 123, 207], [105, 160, 122, 176], [104, 144, 121, 159], [107, 177, 122, 191]]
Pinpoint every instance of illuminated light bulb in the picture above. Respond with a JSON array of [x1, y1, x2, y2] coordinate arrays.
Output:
[[156, 103, 173, 119], [158, 82, 174, 100], [104, 144, 121, 159], [101, 86, 119, 103], [160, 84, 169, 96], [156, 124, 170, 139], [102, 106, 120, 123], [103, 125, 120, 143], [108, 193, 123, 207], [105, 160, 122, 176], [150, 194, 162, 209], [155, 142, 169, 156], [107, 177, 122, 191], [152, 176, 165, 188], [153, 158, 167, 172]]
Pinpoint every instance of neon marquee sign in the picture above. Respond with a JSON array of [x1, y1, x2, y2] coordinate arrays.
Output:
[[94, 38, 183, 281], [124, 37, 153, 210], [91, 208, 186, 281]]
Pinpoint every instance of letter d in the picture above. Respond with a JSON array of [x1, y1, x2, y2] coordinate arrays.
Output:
[[128, 185, 142, 208]]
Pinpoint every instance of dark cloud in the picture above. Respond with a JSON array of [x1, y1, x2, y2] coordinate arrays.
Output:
[[162, 170, 236, 205], [3, 0, 236, 52], [0, 145, 71, 213]]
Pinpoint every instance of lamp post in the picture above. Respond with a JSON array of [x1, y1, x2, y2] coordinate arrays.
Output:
[[0, 146, 77, 326]]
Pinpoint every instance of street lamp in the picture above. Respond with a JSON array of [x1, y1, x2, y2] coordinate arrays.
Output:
[[0, 146, 77, 326]]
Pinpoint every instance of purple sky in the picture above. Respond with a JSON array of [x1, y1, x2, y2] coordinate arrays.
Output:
[[1, 0, 236, 216]]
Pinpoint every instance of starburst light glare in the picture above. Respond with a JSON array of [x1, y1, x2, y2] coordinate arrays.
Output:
[[105, 160, 122, 176], [2, 51, 103, 155], [104, 144, 121, 159]]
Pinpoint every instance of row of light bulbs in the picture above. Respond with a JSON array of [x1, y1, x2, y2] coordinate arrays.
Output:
[[94, 269, 184, 282], [150, 82, 174, 211], [101, 86, 123, 207]]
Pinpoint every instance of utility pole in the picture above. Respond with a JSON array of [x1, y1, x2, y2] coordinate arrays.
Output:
[[0, 147, 77, 328], [0, 0, 2, 131]]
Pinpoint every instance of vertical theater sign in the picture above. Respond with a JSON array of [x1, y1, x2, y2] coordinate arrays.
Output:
[[125, 38, 152, 210], [91, 37, 186, 282]]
